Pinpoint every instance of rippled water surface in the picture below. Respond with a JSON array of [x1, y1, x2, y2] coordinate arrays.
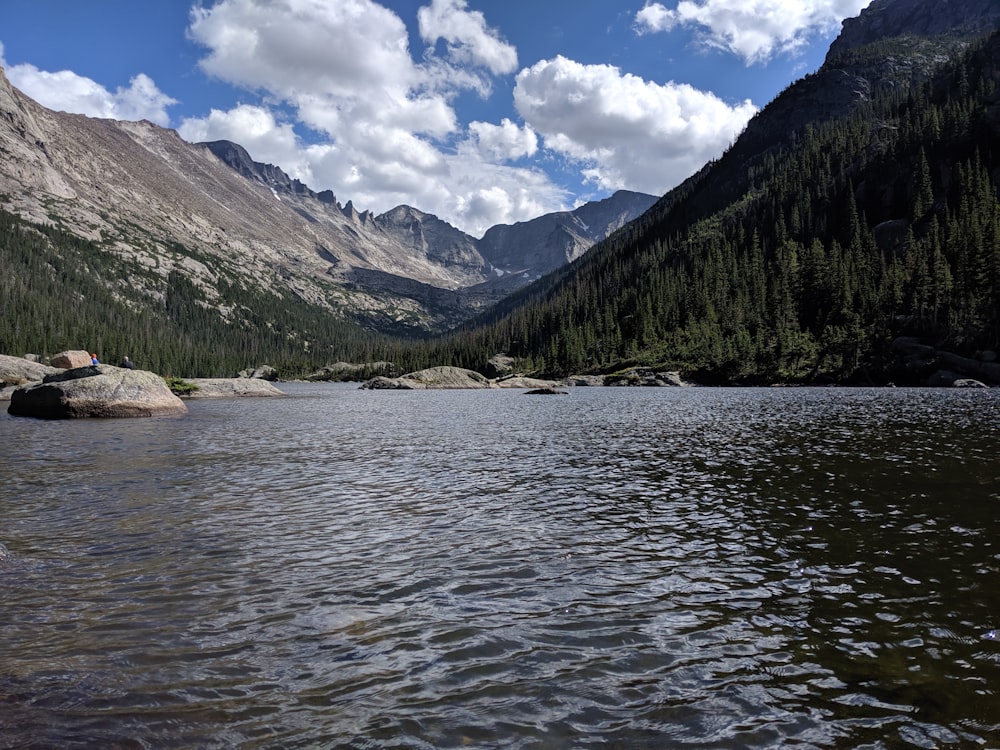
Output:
[[2, 384, 999, 748]]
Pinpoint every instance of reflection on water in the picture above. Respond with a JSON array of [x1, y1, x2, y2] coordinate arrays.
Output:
[[1, 384, 999, 748]]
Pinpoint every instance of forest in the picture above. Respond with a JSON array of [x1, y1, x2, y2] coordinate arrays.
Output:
[[1, 31, 998, 384], [434, 30, 1000, 384]]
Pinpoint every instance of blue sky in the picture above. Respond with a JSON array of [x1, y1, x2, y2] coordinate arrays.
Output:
[[0, 0, 872, 236]]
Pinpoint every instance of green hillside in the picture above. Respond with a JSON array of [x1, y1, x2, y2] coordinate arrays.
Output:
[[438, 31, 1000, 384], [0, 211, 410, 377]]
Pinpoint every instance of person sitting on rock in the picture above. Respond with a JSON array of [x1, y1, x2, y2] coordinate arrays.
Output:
[[120, 356, 135, 369], [90, 353, 100, 365]]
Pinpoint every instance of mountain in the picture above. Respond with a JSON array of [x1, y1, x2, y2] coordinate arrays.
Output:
[[0, 69, 654, 335], [477, 190, 658, 283], [446, 0, 1000, 385], [6, 0, 995, 383]]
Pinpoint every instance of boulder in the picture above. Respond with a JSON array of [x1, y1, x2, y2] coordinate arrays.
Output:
[[606, 368, 692, 386], [362, 366, 494, 390], [954, 378, 989, 389], [49, 350, 93, 369], [308, 361, 393, 381], [485, 354, 516, 379], [182, 378, 286, 398], [0, 354, 61, 388], [237, 365, 277, 380], [8, 365, 188, 419], [360, 375, 414, 390], [561, 375, 605, 387]]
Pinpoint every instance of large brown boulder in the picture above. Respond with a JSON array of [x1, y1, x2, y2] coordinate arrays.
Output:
[[8, 365, 188, 419], [49, 350, 93, 369]]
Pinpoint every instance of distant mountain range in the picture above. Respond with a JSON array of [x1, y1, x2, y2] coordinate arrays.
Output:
[[0, 75, 654, 332]]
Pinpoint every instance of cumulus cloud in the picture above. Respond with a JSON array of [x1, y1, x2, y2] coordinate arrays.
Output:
[[418, 0, 518, 75], [179, 0, 561, 236], [514, 56, 756, 195], [634, 0, 872, 64], [177, 104, 307, 170], [466, 119, 538, 161], [2, 61, 176, 125]]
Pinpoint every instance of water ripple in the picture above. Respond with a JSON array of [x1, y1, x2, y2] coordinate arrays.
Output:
[[1, 384, 999, 747]]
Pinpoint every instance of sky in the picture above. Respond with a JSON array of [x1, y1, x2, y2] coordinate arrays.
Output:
[[0, 0, 873, 237]]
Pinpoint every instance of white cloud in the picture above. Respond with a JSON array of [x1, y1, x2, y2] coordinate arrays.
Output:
[[466, 118, 537, 161], [634, 3, 678, 34], [177, 104, 306, 169], [417, 0, 518, 75], [181, 0, 564, 236], [634, 0, 872, 64], [2, 62, 176, 126], [514, 56, 756, 195]]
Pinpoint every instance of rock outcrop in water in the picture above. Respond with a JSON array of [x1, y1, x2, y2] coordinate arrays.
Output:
[[362, 366, 494, 390], [182, 378, 286, 398], [8, 364, 188, 419]]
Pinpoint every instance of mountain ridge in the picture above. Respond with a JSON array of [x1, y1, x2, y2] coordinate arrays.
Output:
[[0, 68, 655, 332]]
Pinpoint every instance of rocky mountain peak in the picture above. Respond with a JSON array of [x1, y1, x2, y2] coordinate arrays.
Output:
[[828, 0, 1000, 63], [201, 139, 319, 199]]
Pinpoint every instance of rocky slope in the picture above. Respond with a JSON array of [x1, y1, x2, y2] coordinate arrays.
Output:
[[730, 0, 1000, 178], [477, 190, 657, 283], [0, 67, 653, 332]]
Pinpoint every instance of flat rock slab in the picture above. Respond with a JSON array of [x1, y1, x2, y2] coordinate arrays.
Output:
[[362, 366, 495, 390], [183, 378, 286, 398], [8, 365, 188, 419]]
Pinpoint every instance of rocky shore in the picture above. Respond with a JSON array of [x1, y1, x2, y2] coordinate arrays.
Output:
[[2, 350, 287, 419]]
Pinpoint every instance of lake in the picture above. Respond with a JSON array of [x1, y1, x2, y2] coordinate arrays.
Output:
[[1, 383, 998, 748]]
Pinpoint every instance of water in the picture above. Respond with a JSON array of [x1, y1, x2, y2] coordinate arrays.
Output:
[[1, 384, 998, 748]]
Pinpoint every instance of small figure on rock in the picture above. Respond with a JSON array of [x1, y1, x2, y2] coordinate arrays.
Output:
[[90, 353, 100, 365], [120, 356, 135, 369]]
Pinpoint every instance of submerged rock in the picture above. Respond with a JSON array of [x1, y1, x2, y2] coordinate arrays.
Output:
[[8, 365, 187, 419]]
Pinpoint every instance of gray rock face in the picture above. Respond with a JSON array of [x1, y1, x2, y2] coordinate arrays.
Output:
[[478, 190, 657, 280], [485, 354, 516, 379], [8, 365, 188, 419], [828, 0, 1000, 60], [182, 378, 286, 398]]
